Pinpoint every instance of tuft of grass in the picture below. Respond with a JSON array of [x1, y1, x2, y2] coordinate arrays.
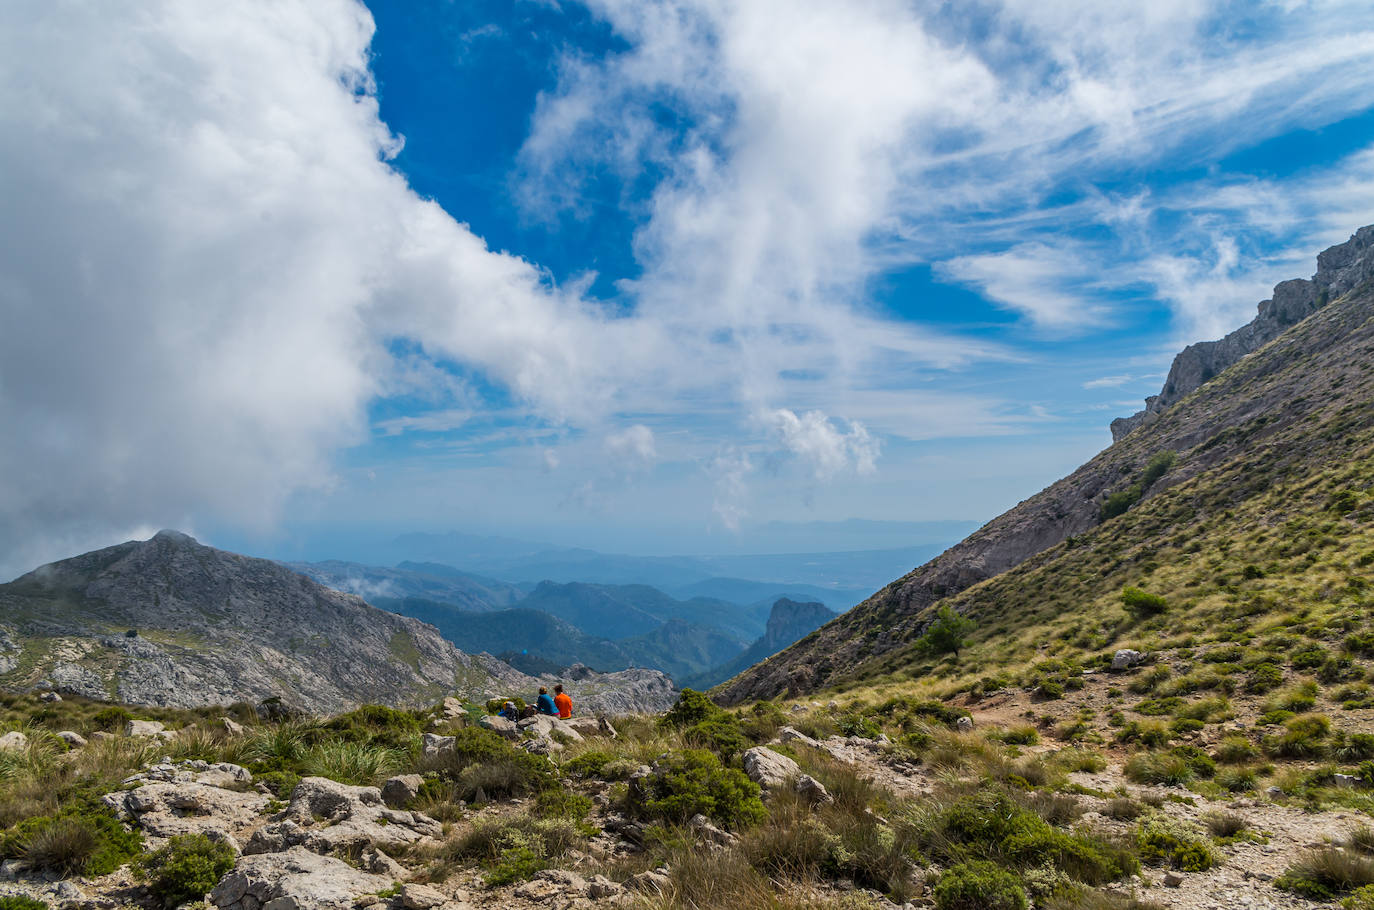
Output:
[[1277, 848, 1374, 899]]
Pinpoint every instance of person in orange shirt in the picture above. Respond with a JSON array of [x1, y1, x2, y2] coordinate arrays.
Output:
[[553, 684, 572, 719]]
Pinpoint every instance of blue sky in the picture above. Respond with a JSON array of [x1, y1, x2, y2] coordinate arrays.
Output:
[[2, 0, 1374, 573]]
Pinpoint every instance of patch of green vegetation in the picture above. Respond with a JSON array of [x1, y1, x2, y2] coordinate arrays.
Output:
[[387, 631, 422, 671], [627, 749, 765, 829], [934, 860, 1027, 910], [1135, 812, 1216, 871], [135, 834, 236, 907], [0, 800, 142, 877]]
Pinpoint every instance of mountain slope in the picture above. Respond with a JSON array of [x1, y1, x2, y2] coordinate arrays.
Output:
[[688, 598, 836, 689], [0, 531, 530, 713], [719, 225, 1374, 703]]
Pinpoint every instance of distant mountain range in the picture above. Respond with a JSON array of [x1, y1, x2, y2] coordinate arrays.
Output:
[[287, 559, 837, 686], [0, 532, 679, 715], [685, 598, 836, 690]]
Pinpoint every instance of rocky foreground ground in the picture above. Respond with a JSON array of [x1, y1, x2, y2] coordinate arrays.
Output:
[[3, 666, 1374, 910]]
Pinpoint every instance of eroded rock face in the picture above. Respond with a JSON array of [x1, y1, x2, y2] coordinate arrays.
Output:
[[478, 715, 518, 740], [245, 777, 442, 856], [0, 731, 28, 752], [381, 774, 423, 809], [517, 714, 583, 744], [210, 847, 391, 910], [103, 776, 269, 851], [1112, 226, 1374, 442]]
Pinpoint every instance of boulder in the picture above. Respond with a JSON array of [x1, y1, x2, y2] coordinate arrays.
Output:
[[516, 714, 583, 743], [777, 726, 821, 749], [89, 731, 115, 742], [562, 715, 616, 739], [39, 691, 62, 703], [955, 716, 974, 733], [627, 869, 672, 894], [688, 813, 737, 847], [245, 777, 442, 856], [57, 730, 88, 749], [440, 697, 466, 719], [381, 774, 424, 809], [400, 882, 449, 909], [360, 847, 407, 881], [587, 875, 622, 899], [222, 717, 246, 736], [1111, 649, 1147, 672], [0, 731, 29, 752], [794, 774, 834, 807], [478, 715, 519, 740], [210, 846, 391, 910], [421, 732, 455, 758], [103, 779, 270, 850], [742, 746, 800, 791], [126, 719, 166, 737]]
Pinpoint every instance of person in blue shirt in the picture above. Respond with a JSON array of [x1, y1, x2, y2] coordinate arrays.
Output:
[[535, 686, 557, 716]]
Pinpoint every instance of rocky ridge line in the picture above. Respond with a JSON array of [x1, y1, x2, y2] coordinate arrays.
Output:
[[1111, 225, 1374, 441]]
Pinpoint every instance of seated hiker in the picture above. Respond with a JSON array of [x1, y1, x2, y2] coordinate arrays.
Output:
[[536, 686, 557, 716], [554, 683, 572, 719], [498, 701, 518, 722]]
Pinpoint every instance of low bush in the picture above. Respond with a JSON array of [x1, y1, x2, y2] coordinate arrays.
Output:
[[0, 802, 142, 876], [930, 790, 1134, 885], [1277, 847, 1374, 899], [1246, 663, 1285, 694], [1121, 587, 1168, 619], [628, 749, 765, 829], [1215, 766, 1258, 792], [1266, 713, 1332, 759], [438, 812, 589, 886], [135, 834, 236, 907], [660, 689, 723, 729], [1124, 751, 1192, 786], [934, 860, 1027, 910], [1135, 812, 1215, 871], [1343, 884, 1374, 910], [990, 725, 1040, 746], [1333, 733, 1374, 762], [0, 898, 49, 910], [561, 749, 614, 780], [1213, 734, 1259, 764], [424, 728, 556, 801], [683, 716, 751, 760]]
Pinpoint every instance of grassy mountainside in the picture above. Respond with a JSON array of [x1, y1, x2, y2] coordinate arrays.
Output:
[[720, 233, 1374, 704]]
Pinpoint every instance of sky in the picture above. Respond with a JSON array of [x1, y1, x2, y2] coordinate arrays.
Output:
[[2, 0, 1374, 577]]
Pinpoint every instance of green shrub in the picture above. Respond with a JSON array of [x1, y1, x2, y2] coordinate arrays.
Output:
[[684, 717, 751, 760], [562, 749, 615, 780], [1101, 486, 1142, 521], [1213, 734, 1259, 764], [90, 707, 132, 732], [1121, 587, 1168, 619], [660, 690, 723, 729], [1116, 721, 1170, 748], [933, 790, 1132, 884], [630, 750, 765, 829], [1135, 813, 1215, 871], [425, 728, 555, 800], [532, 790, 592, 820], [934, 860, 1027, 910], [837, 713, 882, 738], [1277, 847, 1374, 899], [1266, 713, 1332, 759], [1333, 733, 1374, 762], [1124, 751, 1192, 786], [0, 898, 49, 910], [1215, 766, 1258, 792], [1246, 663, 1284, 694], [0, 802, 142, 876], [1343, 884, 1374, 910], [990, 726, 1040, 745], [135, 834, 235, 907]]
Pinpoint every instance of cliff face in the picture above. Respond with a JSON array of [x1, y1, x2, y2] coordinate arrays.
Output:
[[717, 226, 1374, 704], [1111, 226, 1374, 441], [0, 531, 530, 713], [760, 598, 837, 653]]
